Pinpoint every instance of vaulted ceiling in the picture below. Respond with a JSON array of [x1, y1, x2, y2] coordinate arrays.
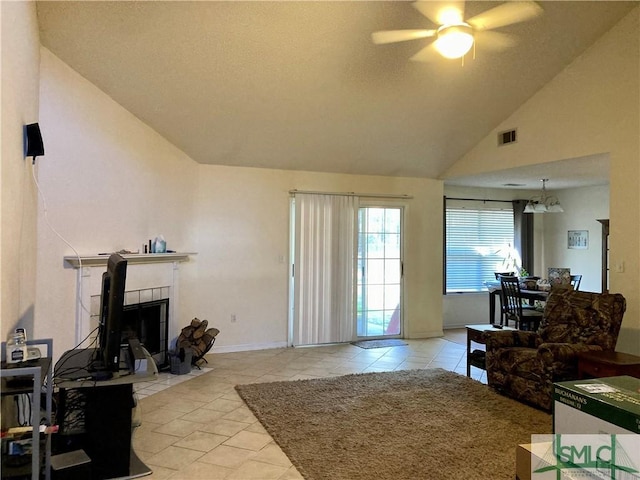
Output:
[[36, 1, 636, 188]]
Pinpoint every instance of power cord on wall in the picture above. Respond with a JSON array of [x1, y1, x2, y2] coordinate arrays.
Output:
[[31, 161, 92, 341]]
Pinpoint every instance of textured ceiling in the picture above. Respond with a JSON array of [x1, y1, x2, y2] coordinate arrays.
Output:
[[36, 1, 635, 187]]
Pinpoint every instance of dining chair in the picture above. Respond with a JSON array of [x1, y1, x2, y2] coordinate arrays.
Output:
[[570, 274, 582, 291], [494, 272, 515, 325], [499, 276, 544, 331]]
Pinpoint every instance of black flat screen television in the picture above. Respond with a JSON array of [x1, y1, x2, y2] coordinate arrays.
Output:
[[94, 253, 128, 372]]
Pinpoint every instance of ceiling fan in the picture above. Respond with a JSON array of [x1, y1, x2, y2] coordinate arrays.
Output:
[[372, 1, 543, 62]]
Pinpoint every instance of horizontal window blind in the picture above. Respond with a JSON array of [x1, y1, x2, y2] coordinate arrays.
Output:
[[445, 205, 515, 293]]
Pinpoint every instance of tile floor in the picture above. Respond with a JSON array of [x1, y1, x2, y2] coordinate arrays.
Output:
[[132, 329, 485, 479]]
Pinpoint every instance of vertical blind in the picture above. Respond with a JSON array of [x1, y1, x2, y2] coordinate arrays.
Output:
[[292, 193, 357, 345], [445, 205, 515, 293]]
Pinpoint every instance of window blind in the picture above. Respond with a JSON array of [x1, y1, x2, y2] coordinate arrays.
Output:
[[445, 205, 515, 293]]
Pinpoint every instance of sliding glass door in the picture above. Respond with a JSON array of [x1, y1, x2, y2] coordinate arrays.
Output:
[[289, 198, 404, 345], [357, 207, 403, 337]]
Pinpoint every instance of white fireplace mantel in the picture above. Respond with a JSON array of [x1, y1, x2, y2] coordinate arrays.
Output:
[[65, 252, 195, 346], [64, 252, 194, 268]]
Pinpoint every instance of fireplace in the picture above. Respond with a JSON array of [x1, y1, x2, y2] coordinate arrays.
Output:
[[65, 253, 191, 365], [122, 299, 169, 369]]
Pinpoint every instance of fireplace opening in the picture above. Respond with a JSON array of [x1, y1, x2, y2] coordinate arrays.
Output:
[[122, 299, 169, 369]]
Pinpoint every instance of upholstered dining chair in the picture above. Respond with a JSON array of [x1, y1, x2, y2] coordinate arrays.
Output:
[[499, 276, 544, 330], [485, 289, 626, 411], [570, 274, 582, 291]]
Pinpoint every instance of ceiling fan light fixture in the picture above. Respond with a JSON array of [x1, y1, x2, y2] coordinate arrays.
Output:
[[435, 24, 474, 59]]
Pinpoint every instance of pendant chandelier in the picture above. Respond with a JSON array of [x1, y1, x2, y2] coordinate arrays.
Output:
[[523, 179, 564, 214]]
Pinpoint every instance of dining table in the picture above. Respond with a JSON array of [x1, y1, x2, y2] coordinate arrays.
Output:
[[485, 281, 549, 324]]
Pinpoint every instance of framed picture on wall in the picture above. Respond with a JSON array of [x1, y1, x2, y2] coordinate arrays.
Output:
[[568, 230, 589, 249]]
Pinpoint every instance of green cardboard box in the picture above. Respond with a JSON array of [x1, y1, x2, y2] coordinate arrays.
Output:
[[553, 375, 640, 434]]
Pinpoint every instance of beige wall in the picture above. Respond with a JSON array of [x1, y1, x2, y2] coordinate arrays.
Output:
[[1, 2, 41, 340], [192, 165, 444, 351], [540, 185, 609, 293], [443, 9, 639, 353], [34, 48, 444, 356], [35, 48, 199, 356]]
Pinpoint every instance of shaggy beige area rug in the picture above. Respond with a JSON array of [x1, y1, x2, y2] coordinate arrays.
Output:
[[235, 368, 551, 480]]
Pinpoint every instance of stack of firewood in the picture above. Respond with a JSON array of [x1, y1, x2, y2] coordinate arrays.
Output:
[[176, 318, 219, 364]]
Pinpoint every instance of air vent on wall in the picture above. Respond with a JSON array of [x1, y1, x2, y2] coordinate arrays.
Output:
[[498, 129, 517, 146]]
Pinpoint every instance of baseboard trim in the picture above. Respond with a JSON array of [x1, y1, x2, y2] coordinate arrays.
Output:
[[444, 323, 471, 329], [209, 331, 463, 354], [405, 330, 444, 339], [212, 341, 289, 354]]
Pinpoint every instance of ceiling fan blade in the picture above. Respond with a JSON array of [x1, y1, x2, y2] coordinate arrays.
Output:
[[474, 30, 517, 51], [371, 29, 436, 45], [412, 1, 465, 26], [409, 43, 441, 63], [467, 1, 543, 31]]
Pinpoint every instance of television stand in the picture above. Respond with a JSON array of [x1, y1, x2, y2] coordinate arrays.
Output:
[[88, 370, 113, 381], [54, 347, 157, 479]]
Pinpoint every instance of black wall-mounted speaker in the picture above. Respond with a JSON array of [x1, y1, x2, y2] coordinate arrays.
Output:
[[25, 123, 44, 158]]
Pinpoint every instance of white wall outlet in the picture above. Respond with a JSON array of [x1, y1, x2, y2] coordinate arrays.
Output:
[[614, 261, 625, 273]]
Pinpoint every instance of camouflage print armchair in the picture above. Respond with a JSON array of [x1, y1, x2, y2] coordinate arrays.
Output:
[[485, 289, 626, 411]]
